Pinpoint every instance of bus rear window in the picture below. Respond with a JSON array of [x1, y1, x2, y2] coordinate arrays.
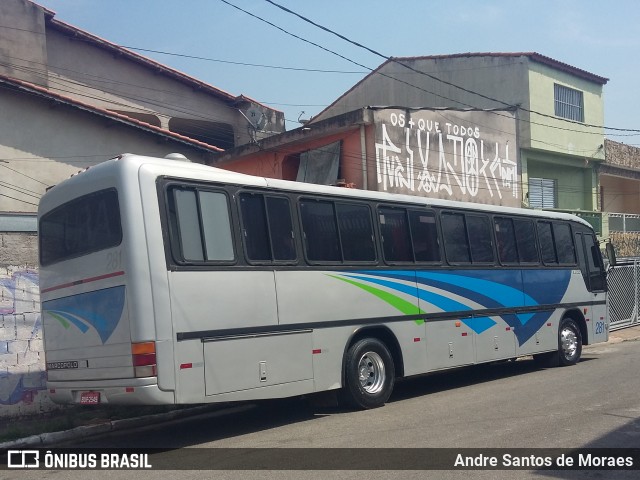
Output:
[[39, 189, 122, 266]]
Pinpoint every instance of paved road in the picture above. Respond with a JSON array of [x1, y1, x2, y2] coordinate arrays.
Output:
[[6, 340, 640, 480]]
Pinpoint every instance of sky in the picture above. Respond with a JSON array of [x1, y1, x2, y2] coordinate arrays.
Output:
[[34, 0, 640, 143]]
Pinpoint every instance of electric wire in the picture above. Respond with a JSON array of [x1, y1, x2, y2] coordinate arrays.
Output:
[[262, 0, 638, 135]]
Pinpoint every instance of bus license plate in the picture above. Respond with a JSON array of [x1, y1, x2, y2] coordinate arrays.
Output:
[[80, 391, 100, 405]]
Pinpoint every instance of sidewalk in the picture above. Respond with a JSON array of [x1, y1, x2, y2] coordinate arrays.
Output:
[[600, 324, 640, 344], [2, 325, 639, 449]]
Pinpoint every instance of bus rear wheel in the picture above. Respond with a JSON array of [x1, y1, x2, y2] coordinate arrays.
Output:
[[342, 338, 395, 409]]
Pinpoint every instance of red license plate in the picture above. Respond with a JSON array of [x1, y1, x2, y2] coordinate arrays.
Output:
[[80, 391, 100, 405]]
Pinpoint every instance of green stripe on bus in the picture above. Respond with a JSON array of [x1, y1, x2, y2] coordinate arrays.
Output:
[[47, 311, 71, 329], [330, 275, 425, 324]]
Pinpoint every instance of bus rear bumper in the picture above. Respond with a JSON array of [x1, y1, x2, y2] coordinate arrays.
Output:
[[47, 378, 176, 405]]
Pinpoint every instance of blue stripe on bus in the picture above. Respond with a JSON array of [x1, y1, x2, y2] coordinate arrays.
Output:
[[343, 274, 471, 313], [347, 269, 571, 345], [43, 286, 125, 344]]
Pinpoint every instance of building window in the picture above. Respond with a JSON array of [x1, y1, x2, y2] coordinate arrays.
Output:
[[529, 178, 557, 209], [554, 84, 584, 122]]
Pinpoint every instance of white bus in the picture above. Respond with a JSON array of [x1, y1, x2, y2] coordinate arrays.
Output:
[[39, 153, 609, 409]]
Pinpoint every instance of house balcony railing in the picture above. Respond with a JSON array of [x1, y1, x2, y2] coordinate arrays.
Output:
[[608, 212, 640, 233]]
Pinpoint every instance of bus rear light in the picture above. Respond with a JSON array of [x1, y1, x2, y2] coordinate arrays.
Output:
[[134, 365, 157, 378], [132, 342, 155, 355], [133, 353, 156, 367], [132, 342, 156, 378]]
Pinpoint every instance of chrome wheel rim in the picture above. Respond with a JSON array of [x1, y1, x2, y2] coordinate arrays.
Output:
[[561, 326, 578, 359], [358, 351, 386, 394]]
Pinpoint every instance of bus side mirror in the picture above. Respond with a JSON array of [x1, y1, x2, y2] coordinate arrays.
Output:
[[605, 242, 617, 268]]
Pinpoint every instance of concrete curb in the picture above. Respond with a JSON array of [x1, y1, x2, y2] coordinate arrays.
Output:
[[0, 404, 220, 449]]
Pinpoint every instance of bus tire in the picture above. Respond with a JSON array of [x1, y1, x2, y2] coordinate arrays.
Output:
[[558, 317, 582, 366], [342, 338, 395, 410]]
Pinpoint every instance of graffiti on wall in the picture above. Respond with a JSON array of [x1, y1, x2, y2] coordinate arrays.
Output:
[[373, 108, 519, 206], [0, 267, 48, 410], [0, 268, 39, 314]]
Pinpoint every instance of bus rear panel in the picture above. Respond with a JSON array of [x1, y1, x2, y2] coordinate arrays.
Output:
[[39, 161, 174, 405]]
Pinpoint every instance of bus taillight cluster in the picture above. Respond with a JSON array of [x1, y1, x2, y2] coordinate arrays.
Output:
[[132, 342, 156, 378]]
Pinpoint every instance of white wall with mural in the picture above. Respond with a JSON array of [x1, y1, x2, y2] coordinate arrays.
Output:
[[373, 108, 519, 206], [1, 266, 58, 417]]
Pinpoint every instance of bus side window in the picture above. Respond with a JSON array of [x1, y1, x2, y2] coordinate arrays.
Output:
[[495, 217, 518, 264], [575, 233, 590, 289], [514, 219, 539, 264], [537, 221, 557, 265], [408, 210, 441, 263], [379, 207, 413, 263], [467, 215, 494, 264], [198, 191, 235, 262], [169, 187, 235, 263], [554, 223, 576, 265], [240, 193, 297, 263], [584, 234, 606, 291], [300, 200, 341, 262], [441, 212, 471, 264], [336, 203, 376, 262], [240, 193, 272, 261], [266, 196, 296, 261], [173, 188, 205, 261]]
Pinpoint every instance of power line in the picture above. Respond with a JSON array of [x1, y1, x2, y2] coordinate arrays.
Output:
[[121, 46, 366, 74], [0, 192, 39, 207], [0, 162, 50, 186], [219, 1, 604, 136], [261, 0, 639, 135]]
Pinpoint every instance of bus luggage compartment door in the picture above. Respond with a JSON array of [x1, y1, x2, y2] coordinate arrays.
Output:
[[203, 330, 313, 396]]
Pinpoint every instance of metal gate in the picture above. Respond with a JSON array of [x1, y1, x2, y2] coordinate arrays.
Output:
[[607, 260, 640, 331]]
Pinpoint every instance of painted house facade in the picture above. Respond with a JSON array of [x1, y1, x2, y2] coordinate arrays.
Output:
[[216, 106, 519, 208]]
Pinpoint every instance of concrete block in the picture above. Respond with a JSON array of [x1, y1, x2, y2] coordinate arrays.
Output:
[[1, 314, 16, 333], [7, 340, 28, 355], [18, 349, 40, 366], [15, 323, 34, 341], [0, 352, 18, 368], [29, 338, 43, 352], [0, 325, 17, 342], [24, 311, 40, 325], [0, 341, 8, 354]]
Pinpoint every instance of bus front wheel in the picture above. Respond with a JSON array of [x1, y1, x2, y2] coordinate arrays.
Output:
[[342, 338, 395, 409], [534, 317, 583, 368], [558, 318, 582, 366]]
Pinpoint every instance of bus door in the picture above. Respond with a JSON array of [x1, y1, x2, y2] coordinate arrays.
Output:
[[575, 232, 608, 343]]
